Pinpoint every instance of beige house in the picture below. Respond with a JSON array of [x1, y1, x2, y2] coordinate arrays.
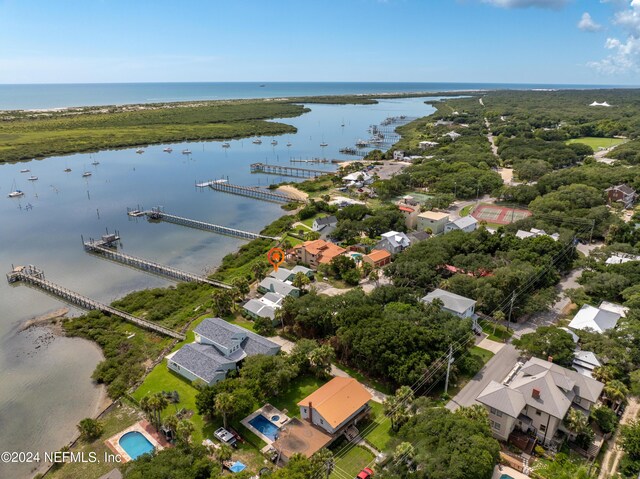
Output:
[[297, 377, 372, 435], [477, 357, 603, 446], [417, 211, 450, 234]]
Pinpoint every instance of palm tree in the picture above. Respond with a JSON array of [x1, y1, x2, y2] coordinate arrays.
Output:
[[564, 408, 590, 436], [251, 262, 269, 281], [215, 392, 236, 429], [176, 419, 195, 446], [592, 365, 614, 384], [212, 289, 233, 316], [163, 414, 179, 441], [604, 380, 629, 411], [292, 272, 311, 292], [146, 393, 168, 429], [214, 443, 233, 464], [393, 442, 415, 465], [308, 344, 335, 378], [231, 277, 250, 297]]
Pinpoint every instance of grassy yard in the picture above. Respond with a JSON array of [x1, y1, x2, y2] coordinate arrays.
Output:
[[471, 345, 495, 364], [566, 137, 626, 150], [331, 442, 376, 478], [481, 322, 514, 342], [361, 401, 394, 452], [335, 362, 394, 395], [267, 375, 328, 418], [460, 204, 474, 217], [47, 402, 143, 479]]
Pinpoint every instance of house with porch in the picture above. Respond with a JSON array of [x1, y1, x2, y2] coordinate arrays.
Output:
[[376, 231, 411, 254], [312, 215, 338, 232], [167, 318, 281, 386], [477, 357, 603, 447], [297, 377, 372, 435], [605, 184, 636, 209], [257, 277, 300, 297], [293, 240, 346, 269], [417, 211, 450, 234], [421, 288, 479, 332], [363, 249, 392, 268], [445, 216, 479, 233], [243, 292, 285, 324]]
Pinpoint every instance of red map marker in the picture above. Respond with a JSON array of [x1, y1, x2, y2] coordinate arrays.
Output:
[[267, 247, 285, 272]]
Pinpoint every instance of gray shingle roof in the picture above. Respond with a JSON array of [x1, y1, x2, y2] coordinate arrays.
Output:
[[194, 317, 246, 346], [477, 380, 526, 418], [243, 299, 276, 320], [380, 231, 411, 248], [421, 288, 476, 315], [315, 215, 337, 226], [269, 267, 293, 282], [259, 277, 299, 296], [449, 216, 478, 229], [170, 343, 236, 383], [291, 265, 313, 276]]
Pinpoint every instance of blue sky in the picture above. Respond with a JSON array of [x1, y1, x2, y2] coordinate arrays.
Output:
[[0, 0, 638, 84]]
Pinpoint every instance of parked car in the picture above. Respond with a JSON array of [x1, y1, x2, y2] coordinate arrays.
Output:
[[214, 427, 238, 448], [356, 467, 374, 479]]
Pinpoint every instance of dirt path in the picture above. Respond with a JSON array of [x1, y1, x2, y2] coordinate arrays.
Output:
[[598, 398, 640, 479], [484, 118, 499, 158]]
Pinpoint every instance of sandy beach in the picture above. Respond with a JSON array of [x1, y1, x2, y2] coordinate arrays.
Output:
[[277, 184, 309, 200]]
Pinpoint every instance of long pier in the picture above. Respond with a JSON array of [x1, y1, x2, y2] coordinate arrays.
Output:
[[6, 265, 185, 339], [142, 207, 281, 240], [197, 180, 305, 204], [250, 162, 333, 178], [83, 233, 232, 289]]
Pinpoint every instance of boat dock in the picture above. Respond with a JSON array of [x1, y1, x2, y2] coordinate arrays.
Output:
[[137, 206, 281, 240], [197, 180, 304, 204], [6, 265, 185, 340], [249, 162, 333, 178], [82, 232, 232, 290]]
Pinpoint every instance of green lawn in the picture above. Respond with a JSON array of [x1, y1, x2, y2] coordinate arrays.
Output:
[[566, 137, 626, 150], [471, 345, 495, 364], [460, 204, 474, 217], [361, 401, 393, 452], [335, 362, 394, 395], [268, 375, 328, 418], [331, 443, 376, 478], [481, 322, 514, 342]]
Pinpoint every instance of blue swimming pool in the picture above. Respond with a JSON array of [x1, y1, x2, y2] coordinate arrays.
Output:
[[119, 431, 155, 460], [248, 414, 280, 441], [500, 474, 515, 479]]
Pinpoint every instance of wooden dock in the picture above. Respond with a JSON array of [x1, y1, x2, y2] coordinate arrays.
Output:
[[143, 207, 281, 240], [250, 162, 333, 178], [6, 265, 185, 339], [197, 180, 305, 204], [83, 234, 232, 290]]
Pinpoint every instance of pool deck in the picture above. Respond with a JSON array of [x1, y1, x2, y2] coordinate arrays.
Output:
[[241, 403, 290, 444], [104, 419, 171, 462], [492, 465, 529, 479]]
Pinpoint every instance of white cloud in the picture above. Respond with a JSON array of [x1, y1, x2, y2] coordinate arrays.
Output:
[[482, 0, 569, 9], [578, 12, 602, 32], [588, 0, 640, 74]]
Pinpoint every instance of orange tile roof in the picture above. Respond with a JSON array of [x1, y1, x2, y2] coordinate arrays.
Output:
[[398, 205, 415, 213], [297, 377, 372, 428], [366, 249, 391, 263], [302, 239, 346, 263]]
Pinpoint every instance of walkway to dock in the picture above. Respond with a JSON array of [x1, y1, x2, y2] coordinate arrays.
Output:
[[197, 180, 306, 204], [6, 265, 185, 339], [250, 162, 334, 178], [83, 234, 232, 290], [142, 207, 280, 240]]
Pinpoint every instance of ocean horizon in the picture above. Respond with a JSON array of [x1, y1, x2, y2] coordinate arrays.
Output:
[[0, 81, 631, 111]]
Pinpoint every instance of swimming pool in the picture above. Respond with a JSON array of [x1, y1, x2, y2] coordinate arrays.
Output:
[[119, 431, 155, 460], [500, 474, 515, 479], [248, 414, 280, 441]]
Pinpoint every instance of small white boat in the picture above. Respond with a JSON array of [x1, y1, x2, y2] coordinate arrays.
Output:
[[222, 142, 230, 148], [136, 148, 145, 154], [163, 147, 173, 153], [252, 138, 262, 144], [20, 169, 30, 173], [92, 160, 100, 166], [182, 149, 192, 155], [286, 142, 292, 147], [28, 176, 38, 181], [8, 190, 24, 198], [82, 171, 92, 177], [320, 142, 328, 147], [271, 140, 278, 146], [64, 167, 72, 172]]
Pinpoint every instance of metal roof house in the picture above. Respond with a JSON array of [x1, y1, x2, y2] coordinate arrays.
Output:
[[166, 318, 281, 386], [445, 216, 479, 233], [312, 215, 338, 232], [376, 231, 411, 254], [421, 288, 476, 319], [243, 292, 285, 323], [567, 304, 622, 334], [258, 277, 300, 297]]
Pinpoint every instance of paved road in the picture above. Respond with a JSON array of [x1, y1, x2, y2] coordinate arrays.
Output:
[[446, 344, 519, 411]]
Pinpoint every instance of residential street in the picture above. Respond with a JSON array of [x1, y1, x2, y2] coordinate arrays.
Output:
[[446, 344, 519, 411]]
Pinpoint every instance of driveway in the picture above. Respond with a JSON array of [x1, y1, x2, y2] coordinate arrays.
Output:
[[446, 344, 519, 411]]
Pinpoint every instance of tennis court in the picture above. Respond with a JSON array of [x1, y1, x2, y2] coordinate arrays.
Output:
[[471, 204, 531, 225]]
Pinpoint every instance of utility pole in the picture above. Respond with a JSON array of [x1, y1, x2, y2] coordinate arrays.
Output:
[[444, 345, 454, 395], [507, 292, 516, 332], [589, 219, 595, 245]]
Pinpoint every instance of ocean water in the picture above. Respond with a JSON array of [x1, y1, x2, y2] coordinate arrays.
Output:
[[0, 96, 435, 478], [0, 81, 623, 111]]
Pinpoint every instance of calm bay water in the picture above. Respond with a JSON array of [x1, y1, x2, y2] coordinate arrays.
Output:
[[0, 96, 436, 478], [0, 81, 622, 111]]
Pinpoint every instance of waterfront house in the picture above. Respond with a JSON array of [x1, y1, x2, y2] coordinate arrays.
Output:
[[166, 318, 281, 386], [297, 377, 372, 435], [293, 239, 346, 269], [567, 303, 622, 334], [477, 357, 603, 446], [605, 184, 636, 209], [312, 215, 338, 232], [393, 150, 405, 161], [257, 277, 300, 298], [342, 171, 373, 186], [376, 231, 411, 254], [445, 216, 479, 233], [243, 292, 285, 324], [419, 140, 439, 150], [421, 288, 476, 319], [417, 211, 449, 234], [363, 249, 392, 268]]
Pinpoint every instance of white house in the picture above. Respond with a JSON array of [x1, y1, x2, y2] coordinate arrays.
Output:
[[342, 171, 373, 186], [605, 252, 640, 265], [445, 216, 479, 233], [376, 231, 411, 254], [312, 216, 338, 232], [567, 304, 622, 334], [258, 277, 300, 297], [243, 292, 285, 324], [515, 228, 560, 241], [297, 377, 372, 435], [419, 141, 439, 150], [573, 351, 602, 379], [477, 357, 603, 446], [392, 150, 405, 161], [421, 288, 478, 332], [167, 318, 281, 385]]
